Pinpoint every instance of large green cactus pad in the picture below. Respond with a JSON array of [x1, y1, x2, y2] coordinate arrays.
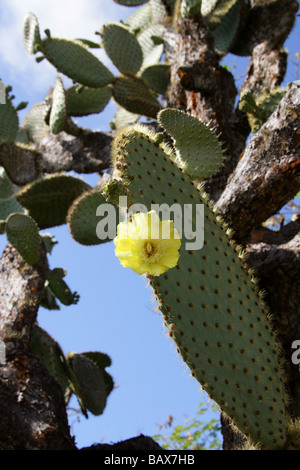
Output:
[[111, 124, 287, 449], [41, 37, 114, 88], [16, 174, 91, 229]]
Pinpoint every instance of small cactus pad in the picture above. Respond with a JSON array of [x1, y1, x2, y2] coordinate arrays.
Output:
[[67, 189, 118, 245], [41, 37, 114, 88], [158, 109, 224, 180], [21, 101, 51, 142], [67, 352, 113, 416], [49, 75, 66, 134], [16, 174, 91, 229], [204, 0, 240, 28], [0, 97, 19, 143], [181, 0, 202, 17], [0, 198, 25, 223], [5, 213, 40, 266], [65, 85, 112, 117], [141, 63, 170, 94], [112, 75, 161, 118], [23, 12, 42, 55], [0, 168, 16, 199], [46, 268, 79, 306], [30, 324, 70, 398], [113, 0, 148, 5], [212, 0, 244, 55], [101, 23, 143, 75], [201, 0, 219, 16], [111, 124, 287, 449], [125, 3, 152, 33]]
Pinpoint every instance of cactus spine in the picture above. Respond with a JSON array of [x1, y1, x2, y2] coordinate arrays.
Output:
[[110, 117, 288, 449]]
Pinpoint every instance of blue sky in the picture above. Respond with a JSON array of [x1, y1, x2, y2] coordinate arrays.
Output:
[[0, 0, 299, 449]]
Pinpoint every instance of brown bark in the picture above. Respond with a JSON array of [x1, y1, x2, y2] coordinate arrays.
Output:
[[0, 244, 75, 449], [0, 130, 113, 186]]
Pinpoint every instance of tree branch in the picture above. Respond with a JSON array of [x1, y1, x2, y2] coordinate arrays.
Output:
[[0, 244, 75, 450], [216, 80, 300, 240], [0, 130, 113, 186]]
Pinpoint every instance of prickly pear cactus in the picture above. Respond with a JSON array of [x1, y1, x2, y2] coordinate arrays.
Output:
[[239, 87, 288, 133], [110, 116, 288, 449]]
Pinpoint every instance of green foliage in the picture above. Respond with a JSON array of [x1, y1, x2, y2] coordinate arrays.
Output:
[[112, 75, 161, 117], [212, 0, 245, 55], [3, 0, 296, 450], [23, 12, 42, 55], [46, 268, 79, 306], [125, 3, 153, 33], [111, 120, 288, 449], [49, 75, 66, 134], [113, 0, 148, 5], [153, 403, 222, 450], [158, 109, 224, 179], [101, 23, 144, 75], [5, 213, 40, 266], [67, 189, 117, 245], [66, 352, 114, 417], [65, 85, 112, 117], [40, 37, 115, 88], [16, 174, 91, 229], [181, 0, 202, 18], [0, 90, 19, 143], [30, 324, 70, 396], [21, 100, 51, 142], [30, 325, 114, 417], [204, 0, 240, 28], [239, 87, 287, 133], [141, 63, 170, 94]]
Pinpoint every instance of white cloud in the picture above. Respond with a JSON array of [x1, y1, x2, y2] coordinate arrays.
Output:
[[0, 0, 130, 99]]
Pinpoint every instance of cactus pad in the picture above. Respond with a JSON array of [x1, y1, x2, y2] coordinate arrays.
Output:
[[141, 63, 170, 94], [67, 352, 113, 416], [0, 97, 19, 143], [111, 124, 288, 449], [113, 0, 148, 5], [112, 75, 161, 118], [65, 85, 112, 117], [23, 12, 42, 55], [41, 37, 114, 88], [158, 109, 224, 180], [67, 189, 118, 245], [49, 75, 66, 134], [16, 174, 91, 229], [101, 23, 144, 75], [5, 213, 40, 266]]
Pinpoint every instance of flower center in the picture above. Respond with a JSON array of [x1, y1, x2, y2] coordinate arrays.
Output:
[[143, 240, 159, 260]]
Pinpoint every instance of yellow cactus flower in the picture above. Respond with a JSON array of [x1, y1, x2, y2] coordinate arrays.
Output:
[[114, 210, 181, 276]]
